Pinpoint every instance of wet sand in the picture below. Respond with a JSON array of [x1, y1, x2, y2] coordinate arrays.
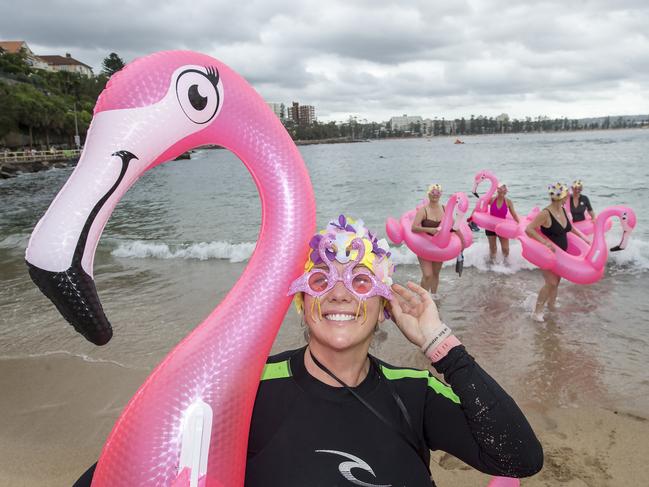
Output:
[[1, 350, 648, 486]]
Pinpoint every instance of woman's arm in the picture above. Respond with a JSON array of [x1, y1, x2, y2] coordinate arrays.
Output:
[[388, 284, 542, 478], [570, 224, 590, 243], [424, 347, 543, 477], [506, 198, 520, 223], [584, 195, 596, 220]]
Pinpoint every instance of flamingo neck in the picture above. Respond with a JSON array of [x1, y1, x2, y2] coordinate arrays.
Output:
[[587, 208, 617, 260], [485, 176, 498, 200], [440, 197, 457, 232]]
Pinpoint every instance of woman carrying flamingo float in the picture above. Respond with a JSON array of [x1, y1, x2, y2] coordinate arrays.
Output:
[[563, 179, 611, 236], [470, 170, 521, 262], [386, 184, 473, 297], [26, 51, 539, 487], [522, 182, 636, 322]]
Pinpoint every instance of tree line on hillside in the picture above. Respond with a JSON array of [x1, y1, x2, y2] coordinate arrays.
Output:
[[286, 113, 649, 141], [0, 49, 125, 149], [1, 49, 647, 148]]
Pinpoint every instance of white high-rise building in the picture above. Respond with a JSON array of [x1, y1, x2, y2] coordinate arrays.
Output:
[[267, 102, 285, 121], [389, 114, 424, 131]]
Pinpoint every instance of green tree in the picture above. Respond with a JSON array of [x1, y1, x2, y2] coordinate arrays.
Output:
[[102, 52, 125, 77]]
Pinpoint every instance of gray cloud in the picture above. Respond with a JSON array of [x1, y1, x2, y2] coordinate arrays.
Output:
[[2, 0, 648, 120]]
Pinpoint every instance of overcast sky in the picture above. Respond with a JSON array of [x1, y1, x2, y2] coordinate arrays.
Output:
[[2, 0, 648, 121]]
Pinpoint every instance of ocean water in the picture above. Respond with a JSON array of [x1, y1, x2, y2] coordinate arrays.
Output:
[[1, 129, 648, 413]]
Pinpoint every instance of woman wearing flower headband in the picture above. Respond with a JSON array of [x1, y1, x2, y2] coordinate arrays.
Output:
[[569, 180, 596, 224], [485, 182, 520, 262], [245, 215, 542, 486], [74, 216, 543, 486], [525, 183, 590, 322], [410, 184, 465, 298]]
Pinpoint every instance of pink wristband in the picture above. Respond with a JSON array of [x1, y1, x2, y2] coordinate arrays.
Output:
[[427, 335, 461, 363]]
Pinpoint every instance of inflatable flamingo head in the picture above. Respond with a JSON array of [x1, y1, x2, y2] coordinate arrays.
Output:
[[26, 50, 313, 345], [472, 169, 497, 196], [609, 207, 637, 252]]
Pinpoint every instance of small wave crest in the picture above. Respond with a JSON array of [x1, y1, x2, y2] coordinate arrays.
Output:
[[606, 235, 649, 271], [111, 239, 256, 263], [388, 236, 649, 274]]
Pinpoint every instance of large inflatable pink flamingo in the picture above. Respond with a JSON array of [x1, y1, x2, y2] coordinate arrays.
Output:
[[25, 52, 520, 487], [25, 51, 316, 486], [385, 192, 473, 261], [512, 206, 636, 284], [469, 169, 519, 234]]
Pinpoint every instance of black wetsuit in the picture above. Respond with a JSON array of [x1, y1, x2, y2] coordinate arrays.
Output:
[[73, 347, 543, 487], [570, 194, 593, 222], [245, 346, 543, 487], [540, 208, 572, 251]]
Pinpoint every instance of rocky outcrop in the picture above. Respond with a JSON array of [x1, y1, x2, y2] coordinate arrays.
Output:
[[0, 157, 79, 179]]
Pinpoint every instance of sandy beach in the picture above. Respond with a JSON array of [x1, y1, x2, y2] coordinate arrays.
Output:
[[2, 133, 649, 485], [1, 350, 648, 487]]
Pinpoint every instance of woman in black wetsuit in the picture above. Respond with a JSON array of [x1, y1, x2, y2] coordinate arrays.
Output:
[[74, 215, 543, 487], [569, 180, 596, 224], [245, 215, 542, 486], [525, 183, 590, 322]]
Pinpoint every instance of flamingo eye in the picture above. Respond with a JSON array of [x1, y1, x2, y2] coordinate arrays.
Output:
[[176, 68, 221, 124]]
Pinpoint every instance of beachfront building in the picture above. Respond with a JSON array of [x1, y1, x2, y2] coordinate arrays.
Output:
[[267, 102, 285, 121], [38, 53, 93, 77], [288, 102, 316, 126], [0, 40, 50, 70], [389, 114, 424, 132]]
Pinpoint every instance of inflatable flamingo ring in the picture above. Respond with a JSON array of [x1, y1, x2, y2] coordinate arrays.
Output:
[[385, 192, 473, 261], [517, 205, 636, 284], [25, 51, 316, 486], [469, 170, 520, 235]]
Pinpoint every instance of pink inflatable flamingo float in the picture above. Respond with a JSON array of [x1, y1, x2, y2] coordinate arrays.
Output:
[[385, 192, 473, 261], [25, 52, 519, 487], [469, 170, 519, 234], [508, 206, 636, 284], [26, 51, 316, 486]]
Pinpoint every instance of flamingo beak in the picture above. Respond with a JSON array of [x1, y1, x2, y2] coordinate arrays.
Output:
[[26, 149, 140, 345]]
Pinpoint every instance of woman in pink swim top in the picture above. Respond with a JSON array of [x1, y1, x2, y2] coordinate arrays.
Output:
[[485, 182, 520, 261]]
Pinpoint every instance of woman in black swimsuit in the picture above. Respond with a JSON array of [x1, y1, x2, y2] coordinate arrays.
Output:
[[569, 180, 596, 224], [525, 182, 590, 322]]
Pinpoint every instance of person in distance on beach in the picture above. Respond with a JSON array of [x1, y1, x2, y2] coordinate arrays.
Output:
[[569, 180, 596, 225], [411, 184, 466, 298], [485, 182, 520, 263], [525, 183, 590, 322]]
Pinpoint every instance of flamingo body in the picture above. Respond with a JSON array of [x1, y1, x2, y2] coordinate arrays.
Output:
[[385, 193, 473, 261], [25, 51, 316, 486]]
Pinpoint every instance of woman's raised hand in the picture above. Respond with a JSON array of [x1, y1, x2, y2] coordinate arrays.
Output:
[[388, 282, 443, 348]]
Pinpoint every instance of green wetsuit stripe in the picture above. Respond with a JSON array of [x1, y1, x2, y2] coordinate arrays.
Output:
[[261, 360, 291, 381], [380, 365, 460, 404]]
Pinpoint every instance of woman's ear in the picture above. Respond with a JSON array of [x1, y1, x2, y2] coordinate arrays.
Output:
[[378, 300, 386, 323]]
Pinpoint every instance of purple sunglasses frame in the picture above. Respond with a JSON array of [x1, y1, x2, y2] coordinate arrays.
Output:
[[288, 236, 393, 301]]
